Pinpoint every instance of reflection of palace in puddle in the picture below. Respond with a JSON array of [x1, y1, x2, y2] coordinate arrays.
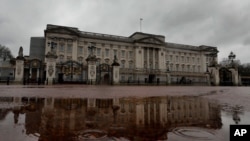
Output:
[[0, 96, 222, 140]]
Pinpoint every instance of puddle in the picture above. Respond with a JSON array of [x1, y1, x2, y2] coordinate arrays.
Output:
[[0, 94, 249, 141]]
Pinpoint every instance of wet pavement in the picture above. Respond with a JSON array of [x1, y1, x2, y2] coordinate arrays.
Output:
[[0, 85, 250, 141]]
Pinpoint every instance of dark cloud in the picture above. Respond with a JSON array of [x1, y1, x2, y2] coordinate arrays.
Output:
[[0, 0, 250, 63]]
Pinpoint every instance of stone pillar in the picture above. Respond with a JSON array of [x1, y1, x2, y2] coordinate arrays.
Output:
[[166, 72, 171, 85], [205, 72, 211, 86], [147, 48, 149, 68], [86, 44, 97, 85], [87, 60, 97, 84], [112, 55, 120, 85], [112, 65, 120, 85], [209, 67, 219, 86], [15, 59, 24, 83], [45, 53, 57, 85], [153, 48, 155, 69], [15, 46, 25, 84], [229, 68, 239, 86]]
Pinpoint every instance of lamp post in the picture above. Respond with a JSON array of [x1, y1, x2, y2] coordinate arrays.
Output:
[[228, 51, 236, 66]]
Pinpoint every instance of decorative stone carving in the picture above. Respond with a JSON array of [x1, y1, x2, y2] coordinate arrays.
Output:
[[18, 46, 23, 57], [48, 65, 54, 77]]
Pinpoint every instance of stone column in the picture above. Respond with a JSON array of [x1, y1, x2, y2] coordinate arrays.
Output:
[[229, 68, 239, 86], [153, 48, 155, 69], [112, 55, 120, 85], [87, 60, 97, 84], [209, 67, 219, 86], [147, 48, 150, 68], [15, 46, 25, 84], [45, 53, 57, 85], [166, 72, 171, 85], [86, 44, 97, 85], [15, 59, 24, 83], [205, 72, 211, 86]]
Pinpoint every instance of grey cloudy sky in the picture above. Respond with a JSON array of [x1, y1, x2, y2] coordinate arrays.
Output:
[[0, 0, 250, 63]]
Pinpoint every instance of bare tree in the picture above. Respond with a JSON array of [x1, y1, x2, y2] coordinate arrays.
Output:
[[0, 44, 14, 60]]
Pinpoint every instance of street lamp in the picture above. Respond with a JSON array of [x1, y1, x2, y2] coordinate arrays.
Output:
[[228, 51, 236, 63]]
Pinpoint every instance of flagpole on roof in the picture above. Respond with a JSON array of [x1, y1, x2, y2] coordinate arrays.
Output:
[[140, 18, 143, 32]]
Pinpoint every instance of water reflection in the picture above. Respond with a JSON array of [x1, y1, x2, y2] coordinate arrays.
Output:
[[0, 96, 222, 141], [221, 104, 244, 124]]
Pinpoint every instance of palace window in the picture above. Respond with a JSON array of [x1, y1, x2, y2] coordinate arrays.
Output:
[[113, 49, 117, 56], [197, 58, 200, 64], [121, 61, 125, 68], [77, 46, 83, 54], [198, 66, 201, 72], [193, 66, 196, 72], [96, 59, 100, 66], [187, 65, 190, 72], [67, 44, 72, 53], [121, 50, 125, 58], [176, 56, 179, 62], [170, 55, 173, 62], [155, 62, 158, 69], [105, 49, 109, 57], [97, 48, 101, 56], [170, 64, 173, 71], [121, 75, 125, 81], [129, 51, 133, 58], [59, 44, 64, 52], [129, 61, 133, 69], [176, 64, 179, 71]]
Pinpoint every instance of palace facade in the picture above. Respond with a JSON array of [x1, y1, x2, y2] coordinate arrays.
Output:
[[15, 24, 224, 85]]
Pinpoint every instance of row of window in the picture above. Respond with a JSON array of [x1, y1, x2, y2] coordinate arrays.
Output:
[[58, 55, 134, 69], [168, 64, 201, 72], [56, 45, 134, 58], [167, 55, 201, 64]]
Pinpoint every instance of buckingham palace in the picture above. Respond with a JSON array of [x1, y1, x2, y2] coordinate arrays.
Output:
[[14, 24, 222, 85]]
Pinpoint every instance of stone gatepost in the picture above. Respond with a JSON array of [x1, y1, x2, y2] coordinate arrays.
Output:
[[112, 55, 120, 85], [45, 53, 57, 85], [15, 46, 25, 83], [166, 72, 171, 85], [86, 44, 97, 85], [205, 72, 211, 86], [15, 59, 24, 83], [229, 68, 239, 86], [208, 67, 220, 86], [86, 58, 97, 85]]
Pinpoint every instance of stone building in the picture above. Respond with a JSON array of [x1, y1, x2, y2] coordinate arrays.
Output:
[[18, 24, 221, 85]]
